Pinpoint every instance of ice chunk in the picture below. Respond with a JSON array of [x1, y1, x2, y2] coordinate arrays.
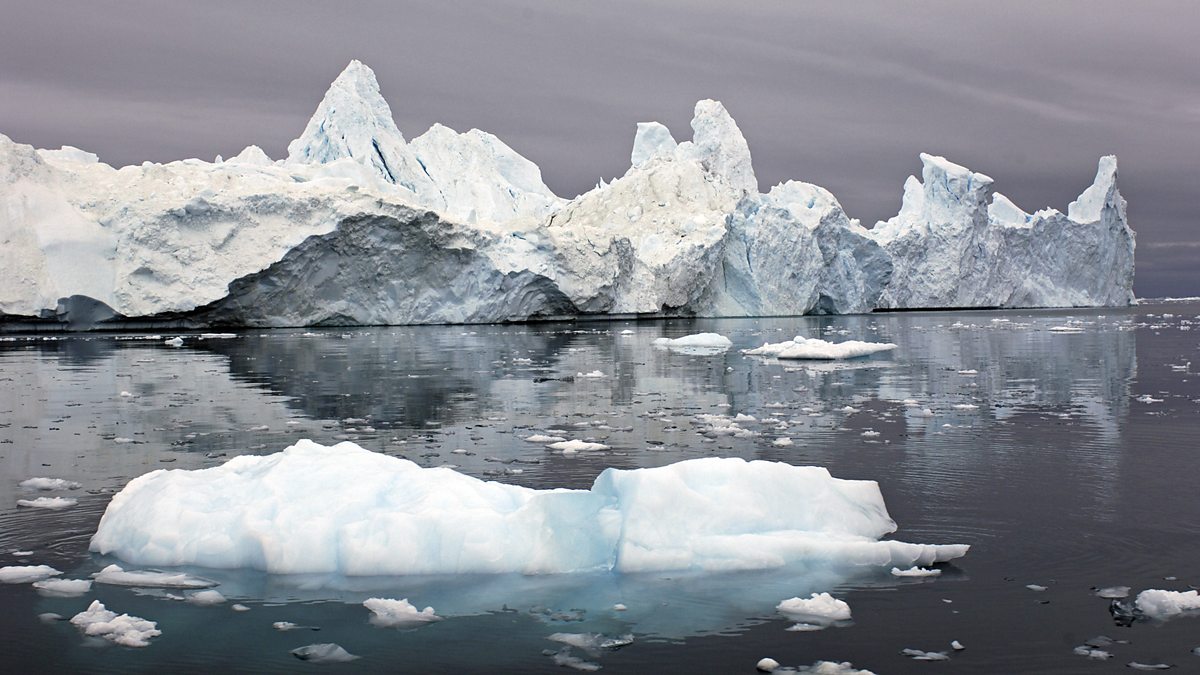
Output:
[[89, 440, 969, 576], [16, 497, 77, 509], [630, 122, 678, 167], [32, 578, 92, 596], [70, 600, 160, 647], [776, 593, 852, 627], [524, 434, 566, 443], [891, 566, 942, 578], [1127, 662, 1173, 671], [93, 564, 218, 589], [1135, 588, 1200, 620], [19, 477, 81, 491], [653, 333, 733, 354], [757, 657, 781, 672], [550, 647, 601, 671], [187, 589, 227, 605], [546, 439, 610, 453], [744, 336, 897, 360], [547, 632, 634, 656], [363, 597, 441, 626], [291, 643, 359, 663], [1094, 585, 1130, 599], [0, 565, 61, 583], [900, 648, 951, 661]]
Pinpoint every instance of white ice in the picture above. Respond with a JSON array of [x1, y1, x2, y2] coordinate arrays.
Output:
[[776, 592, 852, 626], [0, 565, 61, 583], [32, 578, 92, 596], [19, 477, 81, 491], [1135, 589, 1200, 620], [16, 496, 77, 509], [891, 566, 942, 578], [92, 564, 217, 589], [744, 337, 897, 360], [90, 439, 968, 576], [70, 600, 161, 647], [363, 597, 441, 626], [653, 333, 733, 354], [291, 643, 359, 662]]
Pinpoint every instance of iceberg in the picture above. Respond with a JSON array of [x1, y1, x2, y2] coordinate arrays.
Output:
[[90, 439, 967, 576], [743, 336, 897, 360], [70, 601, 161, 647], [0, 60, 1135, 330]]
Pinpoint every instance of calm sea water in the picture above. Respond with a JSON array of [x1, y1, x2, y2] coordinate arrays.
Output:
[[2, 303, 1198, 673]]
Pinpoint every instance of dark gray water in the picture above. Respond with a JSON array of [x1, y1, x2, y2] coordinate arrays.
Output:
[[2, 304, 1199, 673]]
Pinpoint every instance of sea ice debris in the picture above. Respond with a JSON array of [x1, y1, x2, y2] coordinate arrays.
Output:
[[0, 565, 61, 583], [363, 597, 441, 626], [70, 600, 160, 647], [291, 643, 359, 663]]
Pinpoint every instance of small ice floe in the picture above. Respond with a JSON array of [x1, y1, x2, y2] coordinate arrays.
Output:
[[32, 578, 92, 597], [576, 370, 606, 378], [524, 434, 567, 443], [187, 590, 226, 606], [70, 600, 160, 647], [1135, 589, 1200, 620], [891, 566, 941, 578], [620, 329, 635, 335], [773, 437, 793, 447], [119, 391, 135, 398], [744, 336, 896, 360], [291, 643, 359, 663], [1094, 585, 1131, 599], [957, 369, 978, 375], [0, 565, 61, 583], [912, 408, 935, 418], [549, 647, 601, 671], [1026, 584, 1048, 592], [860, 430, 880, 438], [612, 603, 627, 611], [952, 403, 979, 411], [92, 564, 218, 589], [39, 613, 63, 624], [1136, 395, 1163, 403], [1048, 325, 1085, 334], [16, 497, 77, 510], [363, 597, 441, 627], [548, 632, 634, 656], [19, 477, 81, 491], [757, 657, 780, 672], [273, 621, 320, 631], [900, 648, 951, 661], [164, 336, 184, 347], [1073, 645, 1112, 659], [951, 640, 965, 651], [1127, 662, 1174, 671], [776, 593, 851, 630], [231, 603, 250, 612], [653, 333, 732, 355], [546, 439, 610, 454]]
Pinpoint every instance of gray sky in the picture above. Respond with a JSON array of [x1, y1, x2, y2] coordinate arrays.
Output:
[[2, 0, 1196, 296]]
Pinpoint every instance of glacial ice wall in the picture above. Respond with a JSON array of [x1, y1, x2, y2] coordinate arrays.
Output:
[[89, 439, 969, 575], [0, 60, 1135, 329]]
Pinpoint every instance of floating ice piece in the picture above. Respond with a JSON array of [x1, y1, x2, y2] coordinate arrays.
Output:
[[1136, 395, 1163, 404], [900, 648, 951, 661], [773, 437, 793, 447], [17, 497, 77, 510], [776, 593, 852, 626], [363, 597, 441, 626], [19, 477, 81, 491], [653, 333, 732, 354], [90, 440, 969, 576], [32, 578, 92, 596], [93, 564, 218, 589], [1095, 585, 1130, 599], [0, 565, 61, 583], [1048, 326, 1085, 334], [232, 603, 250, 612], [550, 647, 601, 671], [951, 640, 965, 651], [891, 566, 941, 578], [1135, 589, 1200, 620], [187, 589, 227, 606], [291, 643, 359, 663], [577, 370, 606, 378], [1073, 645, 1112, 659], [164, 337, 184, 347], [757, 657, 781, 672], [70, 600, 160, 647], [744, 337, 897, 360], [1127, 662, 1173, 671], [524, 434, 567, 443], [1026, 584, 1048, 592], [547, 632, 634, 656], [546, 439, 610, 454]]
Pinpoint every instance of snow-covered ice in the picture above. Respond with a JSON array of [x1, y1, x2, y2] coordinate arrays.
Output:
[[363, 597, 441, 626], [89, 439, 968, 576], [653, 333, 733, 354], [70, 600, 161, 647]]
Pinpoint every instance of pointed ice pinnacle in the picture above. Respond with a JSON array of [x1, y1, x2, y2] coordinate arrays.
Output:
[[690, 100, 757, 194], [630, 122, 677, 168], [285, 60, 437, 199]]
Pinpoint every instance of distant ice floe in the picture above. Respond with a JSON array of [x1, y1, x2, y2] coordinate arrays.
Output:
[[16, 497, 77, 510], [32, 578, 92, 597], [89, 439, 968, 576], [743, 337, 897, 360], [70, 600, 161, 647], [19, 477, 82, 491], [653, 333, 733, 355], [291, 643, 359, 662], [891, 566, 941, 578], [776, 592, 852, 630]]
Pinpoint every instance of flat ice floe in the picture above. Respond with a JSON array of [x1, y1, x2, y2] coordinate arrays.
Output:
[[653, 333, 733, 355], [16, 496, 77, 509], [743, 337, 897, 360], [0, 565, 61, 583], [32, 578, 93, 596], [363, 597, 441, 626], [19, 477, 82, 491], [90, 439, 968, 576], [92, 564, 218, 589]]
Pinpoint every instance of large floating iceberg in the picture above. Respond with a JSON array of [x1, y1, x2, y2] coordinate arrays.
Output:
[[0, 60, 1134, 329], [89, 440, 967, 576]]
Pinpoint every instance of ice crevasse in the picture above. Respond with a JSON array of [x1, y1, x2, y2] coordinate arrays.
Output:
[[0, 59, 1135, 328], [89, 440, 968, 576]]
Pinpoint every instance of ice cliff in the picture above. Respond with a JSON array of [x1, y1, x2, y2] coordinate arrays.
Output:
[[0, 60, 1135, 329]]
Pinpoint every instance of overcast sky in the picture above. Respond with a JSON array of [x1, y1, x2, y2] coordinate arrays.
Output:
[[2, 0, 1196, 296]]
